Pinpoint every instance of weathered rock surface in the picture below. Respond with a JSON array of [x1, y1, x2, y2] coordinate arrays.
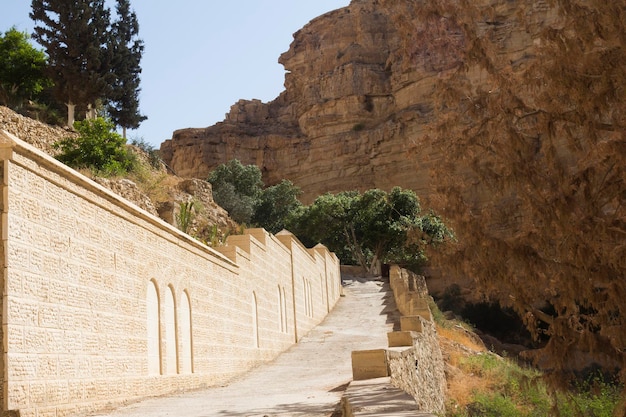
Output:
[[160, 0, 554, 205], [156, 178, 237, 236], [94, 177, 159, 216], [0, 105, 77, 154]]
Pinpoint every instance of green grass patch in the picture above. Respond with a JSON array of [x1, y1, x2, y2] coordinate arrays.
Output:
[[446, 352, 622, 417]]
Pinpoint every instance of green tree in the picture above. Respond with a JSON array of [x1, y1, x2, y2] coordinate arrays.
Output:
[[0, 27, 51, 110], [208, 159, 263, 224], [107, 0, 146, 138], [31, 0, 113, 127], [53, 117, 135, 175], [252, 179, 302, 234], [288, 187, 453, 272], [287, 191, 359, 263]]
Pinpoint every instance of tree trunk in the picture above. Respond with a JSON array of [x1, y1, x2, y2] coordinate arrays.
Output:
[[66, 102, 75, 129], [86, 103, 96, 120], [368, 253, 380, 275], [344, 226, 369, 273], [122, 126, 127, 139]]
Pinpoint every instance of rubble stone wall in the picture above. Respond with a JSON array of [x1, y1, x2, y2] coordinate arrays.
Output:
[[387, 266, 446, 414]]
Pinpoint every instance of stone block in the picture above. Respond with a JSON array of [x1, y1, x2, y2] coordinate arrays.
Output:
[[341, 377, 430, 416], [400, 316, 423, 332], [387, 331, 414, 347], [410, 306, 432, 322], [351, 349, 389, 380]]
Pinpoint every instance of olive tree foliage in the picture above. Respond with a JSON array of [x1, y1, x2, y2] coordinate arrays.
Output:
[[286, 187, 454, 273], [0, 27, 50, 109], [207, 161, 452, 271], [405, 0, 626, 385], [207, 160, 302, 232], [208, 159, 264, 225], [252, 179, 302, 234]]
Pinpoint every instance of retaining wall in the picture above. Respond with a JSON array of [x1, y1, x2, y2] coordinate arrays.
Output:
[[0, 130, 341, 417], [346, 266, 446, 415]]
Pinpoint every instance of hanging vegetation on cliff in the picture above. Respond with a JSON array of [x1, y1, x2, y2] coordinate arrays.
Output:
[[413, 0, 626, 390]]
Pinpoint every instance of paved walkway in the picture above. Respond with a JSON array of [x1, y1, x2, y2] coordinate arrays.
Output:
[[92, 275, 399, 417]]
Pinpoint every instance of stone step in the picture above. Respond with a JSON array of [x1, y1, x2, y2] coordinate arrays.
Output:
[[341, 377, 437, 417]]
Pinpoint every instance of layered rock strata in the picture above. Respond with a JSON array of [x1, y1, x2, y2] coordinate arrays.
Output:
[[160, 0, 553, 205]]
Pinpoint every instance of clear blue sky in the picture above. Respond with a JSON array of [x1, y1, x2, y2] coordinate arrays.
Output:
[[1, 1, 350, 147]]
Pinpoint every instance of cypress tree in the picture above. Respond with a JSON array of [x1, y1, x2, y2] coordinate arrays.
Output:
[[30, 0, 113, 127], [108, 0, 146, 138]]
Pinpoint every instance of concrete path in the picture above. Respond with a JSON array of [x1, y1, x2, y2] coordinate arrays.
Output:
[[91, 275, 399, 417]]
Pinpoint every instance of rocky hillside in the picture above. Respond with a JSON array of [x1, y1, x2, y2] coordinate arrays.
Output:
[[161, 0, 626, 374], [0, 106, 235, 238], [0, 105, 77, 154]]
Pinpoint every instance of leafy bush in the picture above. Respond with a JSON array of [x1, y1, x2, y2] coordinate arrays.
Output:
[[53, 117, 136, 176], [208, 159, 263, 225]]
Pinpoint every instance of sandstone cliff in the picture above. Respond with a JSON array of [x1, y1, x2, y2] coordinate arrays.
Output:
[[161, 0, 626, 374], [160, 0, 552, 205]]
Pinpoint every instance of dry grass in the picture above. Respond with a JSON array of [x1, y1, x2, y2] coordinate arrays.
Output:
[[437, 322, 490, 409]]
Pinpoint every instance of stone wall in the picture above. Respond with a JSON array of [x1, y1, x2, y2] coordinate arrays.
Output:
[[347, 266, 446, 415], [0, 106, 75, 155], [387, 266, 446, 414], [0, 130, 341, 417]]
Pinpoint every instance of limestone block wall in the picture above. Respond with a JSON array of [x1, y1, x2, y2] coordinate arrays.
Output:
[[0, 131, 341, 417]]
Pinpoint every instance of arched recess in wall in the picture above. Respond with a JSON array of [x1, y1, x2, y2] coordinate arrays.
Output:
[[252, 291, 260, 348], [277, 286, 284, 333], [282, 286, 288, 333], [320, 274, 326, 311], [179, 290, 193, 374], [164, 285, 178, 374], [146, 280, 161, 375], [308, 280, 314, 317], [302, 277, 308, 318], [303, 278, 313, 318], [278, 285, 288, 333]]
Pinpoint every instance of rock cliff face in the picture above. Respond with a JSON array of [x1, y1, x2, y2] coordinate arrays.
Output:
[[161, 1, 626, 375], [160, 0, 552, 205]]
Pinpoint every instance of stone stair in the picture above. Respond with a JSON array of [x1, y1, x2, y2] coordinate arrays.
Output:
[[341, 377, 436, 416], [339, 266, 446, 416]]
